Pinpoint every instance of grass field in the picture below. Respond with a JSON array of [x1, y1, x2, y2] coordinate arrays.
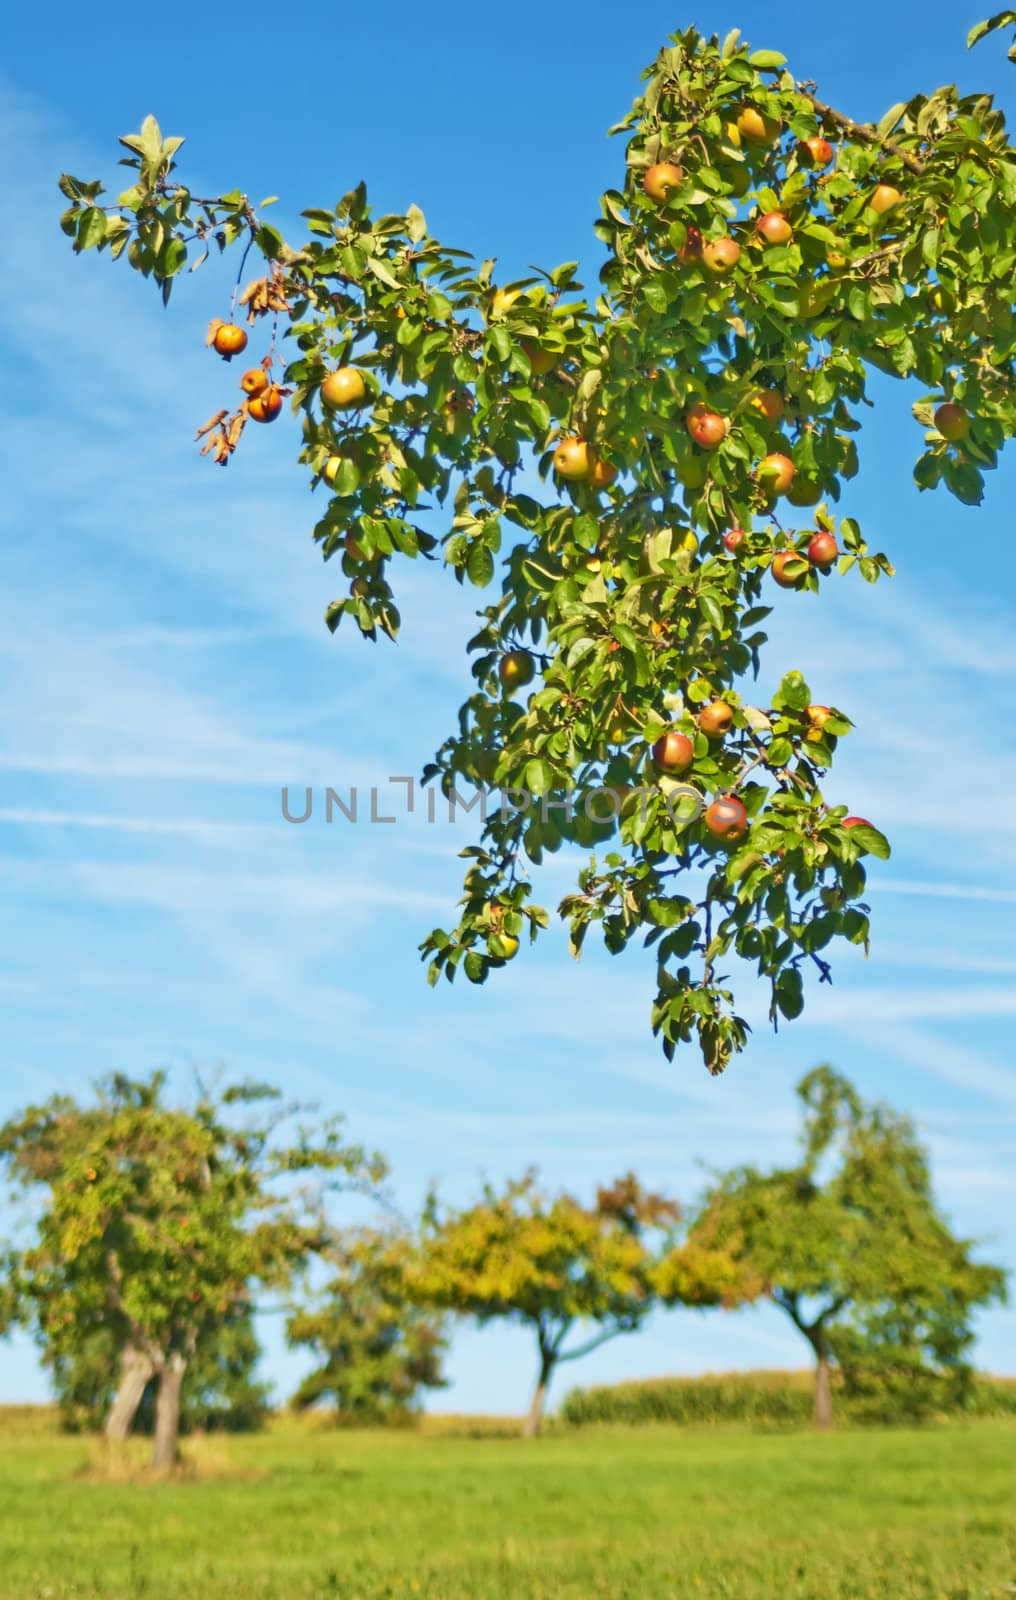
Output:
[[2, 1418, 1015, 1599]]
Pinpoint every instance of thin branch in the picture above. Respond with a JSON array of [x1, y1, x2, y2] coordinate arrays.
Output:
[[797, 87, 927, 176], [557, 1322, 634, 1364]]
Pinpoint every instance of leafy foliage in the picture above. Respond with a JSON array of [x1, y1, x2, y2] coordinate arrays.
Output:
[[48, 1310, 270, 1435], [691, 1067, 1008, 1420], [969, 11, 1016, 60], [0, 1072, 385, 1451], [57, 27, 1016, 1067], [287, 1229, 447, 1421], [405, 1170, 748, 1431]]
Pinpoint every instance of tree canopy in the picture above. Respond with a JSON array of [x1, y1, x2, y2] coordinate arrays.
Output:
[[0, 1072, 384, 1467], [406, 1171, 750, 1434], [690, 1066, 1008, 1426], [56, 21, 1016, 1069], [287, 1228, 447, 1420]]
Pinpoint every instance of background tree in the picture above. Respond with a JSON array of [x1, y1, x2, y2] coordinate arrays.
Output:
[[56, 24, 1016, 1071], [0, 1072, 384, 1469], [691, 1066, 1007, 1427], [406, 1171, 749, 1436], [286, 1228, 447, 1422]]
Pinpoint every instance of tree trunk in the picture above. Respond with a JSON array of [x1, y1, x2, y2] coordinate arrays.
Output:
[[814, 1351, 834, 1431], [524, 1353, 554, 1438], [151, 1352, 186, 1470], [104, 1344, 155, 1441]]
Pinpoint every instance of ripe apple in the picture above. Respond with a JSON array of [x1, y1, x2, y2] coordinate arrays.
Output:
[[723, 528, 746, 553], [553, 437, 591, 479], [247, 386, 283, 423], [806, 531, 839, 569], [800, 136, 834, 166], [750, 389, 785, 425], [758, 452, 796, 495], [703, 795, 748, 843], [589, 456, 618, 489], [842, 815, 872, 829], [522, 341, 556, 375], [935, 402, 970, 441], [702, 237, 741, 275], [686, 403, 728, 450], [212, 323, 248, 357], [699, 701, 734, 737], [321, 368, 366, 410], [870, 184, 903, 214], [499, 650, 535, 691], [652, 731, 694, 772], [756, 212, 793, 246], [678, 226, 703, 264], [737, 107, 780, 145], [643, 161, 684, 201], [240, 368, 269, 397], [772, 550, 807, 589]]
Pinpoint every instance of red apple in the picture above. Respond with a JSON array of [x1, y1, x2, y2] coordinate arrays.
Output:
[[843, 815, 872, 829], [870, 184, 903, 214], [701, 237, 741, 276], [772, 550, 807, 589], [800, 136, 834, 166], [723, 528, 746, 553], [806, 531, 839, 569], [756, 212, 793, 246], [643, 162, 684, 201], [652, 731, 695, 773], [686, 403, 728, 450], [699, 701, 735, 737], [678, 226, 703, 264], [758, 452, 796, 496], [750, 389, 785, 425], [935, 402, 970, 441], [703, 796, 748, 843]]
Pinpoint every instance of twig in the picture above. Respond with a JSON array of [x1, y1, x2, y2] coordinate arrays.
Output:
[[797, 87, 927, 176]]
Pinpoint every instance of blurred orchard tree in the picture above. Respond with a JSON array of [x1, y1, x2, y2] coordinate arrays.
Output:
[[405, 1171, 751, 1435], [56, 18, 1016, 1070], [691, 1066, 1008, 1427], [286, 1228, 447, 1421], [0, 1073, 384, 1469]]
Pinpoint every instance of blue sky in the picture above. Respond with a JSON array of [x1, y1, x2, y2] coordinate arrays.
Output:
[[1, 0, 1015, 1415]]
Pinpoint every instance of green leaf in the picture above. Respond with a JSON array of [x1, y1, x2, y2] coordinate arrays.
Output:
[[463, 951, 488, 984], [366, 256, 400, 290], [76, 207, 107, 250], [846, 823, 891, 860], [748, 49, 787, 69], [466, 542, 495, 588], [406, 203, 427, 242]]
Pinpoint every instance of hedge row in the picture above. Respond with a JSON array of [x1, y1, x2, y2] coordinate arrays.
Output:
[[559, 1370, 1016, 1428]]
